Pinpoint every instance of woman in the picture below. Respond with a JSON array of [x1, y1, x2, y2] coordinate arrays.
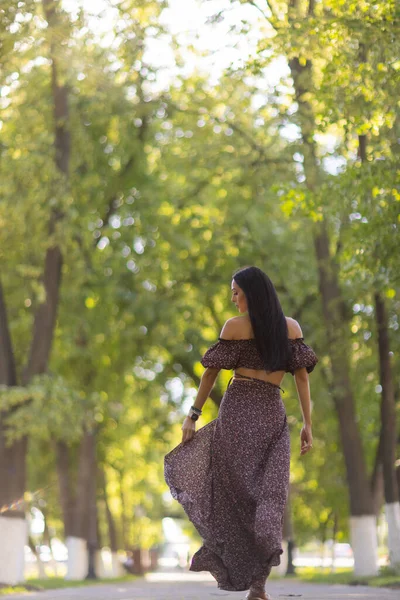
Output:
[[164, 266, 318, 600]]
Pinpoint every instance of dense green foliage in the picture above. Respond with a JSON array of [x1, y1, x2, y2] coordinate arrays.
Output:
[[0, 0, 398, 559]]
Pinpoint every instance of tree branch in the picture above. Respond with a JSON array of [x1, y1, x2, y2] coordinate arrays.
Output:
[[24, 1, 67, 384], [168, 101, 285, 168]]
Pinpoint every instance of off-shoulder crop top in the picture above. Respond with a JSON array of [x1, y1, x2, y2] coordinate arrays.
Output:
[[200, 337, 318, 375]]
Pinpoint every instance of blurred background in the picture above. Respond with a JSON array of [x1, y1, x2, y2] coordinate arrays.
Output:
[[0, 0, 399, 590]]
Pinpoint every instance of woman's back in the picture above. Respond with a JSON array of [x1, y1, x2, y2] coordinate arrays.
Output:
[[219, 315, 304, 386]]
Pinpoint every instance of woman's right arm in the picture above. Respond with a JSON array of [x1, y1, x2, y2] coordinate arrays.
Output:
[[294, 368, 313, 455], [181, 367, 220, 443], [287, 317, 313, 455]]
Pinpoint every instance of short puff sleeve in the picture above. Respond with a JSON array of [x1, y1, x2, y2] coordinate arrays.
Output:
[[287, 338, 318, 375], [200, 338, 240, 370]]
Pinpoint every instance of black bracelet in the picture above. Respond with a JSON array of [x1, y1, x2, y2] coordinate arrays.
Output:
[[190, 406, 202, 415]]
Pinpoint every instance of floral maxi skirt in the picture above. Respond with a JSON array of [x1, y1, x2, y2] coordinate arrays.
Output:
[[164, 377, 290, 592]]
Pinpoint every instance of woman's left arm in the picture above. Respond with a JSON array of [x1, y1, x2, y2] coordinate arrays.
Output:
[[193, 367, 220, 411], [294, 367, 313, 455], [181, 367, 220, 443]]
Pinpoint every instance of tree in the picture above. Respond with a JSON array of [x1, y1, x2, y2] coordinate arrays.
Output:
[[225, 0, 399, 575], [0, 0, 65, 584]]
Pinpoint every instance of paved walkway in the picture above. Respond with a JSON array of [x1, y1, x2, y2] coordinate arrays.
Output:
[[2, 572, 399, 600]]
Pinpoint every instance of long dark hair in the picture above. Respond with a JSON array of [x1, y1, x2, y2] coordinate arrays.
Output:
[[233, 266, 290, 372]]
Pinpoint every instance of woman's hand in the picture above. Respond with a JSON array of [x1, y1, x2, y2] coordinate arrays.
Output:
[[300, 423, 313, 455], [181, 416, 196, 444]]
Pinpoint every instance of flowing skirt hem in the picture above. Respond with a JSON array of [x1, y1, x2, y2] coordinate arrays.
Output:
[[189, 544, 283, 591], [164, 385, 290, 593]]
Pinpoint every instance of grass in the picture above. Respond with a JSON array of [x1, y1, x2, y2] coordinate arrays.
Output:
[[0, 575, 138, 595], [293, 566, 400, 588]]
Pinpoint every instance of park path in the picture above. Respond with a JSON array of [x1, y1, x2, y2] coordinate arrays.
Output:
[[2, 572, 399, 600]]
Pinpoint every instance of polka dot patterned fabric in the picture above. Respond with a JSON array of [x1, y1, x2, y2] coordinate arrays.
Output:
[[164, 378, 291, 591]]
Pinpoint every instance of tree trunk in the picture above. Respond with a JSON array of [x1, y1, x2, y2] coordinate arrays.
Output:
[[360, 113, 400, 565], [283, 489, 295, 576], [85, 436, 99, 580], [25, 0, 67, 384], [28, 537, 47, 579], [99, 468, 118, 553], [286, 6, 378, 574], [41, 0, 71, 579], [22, 246, 63, 384], [375, 292, 400, 566], [95, 508, 107, 578], [42, 508, 59, 577], [313, 225, 374, 516], [100, 468, 123, 577], [0, 0, 67, 586], [370, 432, 385, 516], [0, 282, 17, 387], [0, 281, 20, 511], [55, 441, 75, 537], [119, 471, 129, 551], [65, 431, 97, 580], [0, 282, 27, 586]]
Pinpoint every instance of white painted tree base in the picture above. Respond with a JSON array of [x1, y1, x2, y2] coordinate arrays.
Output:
[[95, 550, 106, 578], [273, 541, 288, 577], [350, 515, 378, 577], [385, 502, 400, 567], [0, 516, 27, 585], [37, 558, 47, 579], [65, 536, 87, 580], [111, 552, 125, 578], [49, 558, 59, 577]]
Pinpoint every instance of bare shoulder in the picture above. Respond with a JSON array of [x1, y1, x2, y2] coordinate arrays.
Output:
[[220, 316, 250, 340], [285, 317, 303, 339]]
